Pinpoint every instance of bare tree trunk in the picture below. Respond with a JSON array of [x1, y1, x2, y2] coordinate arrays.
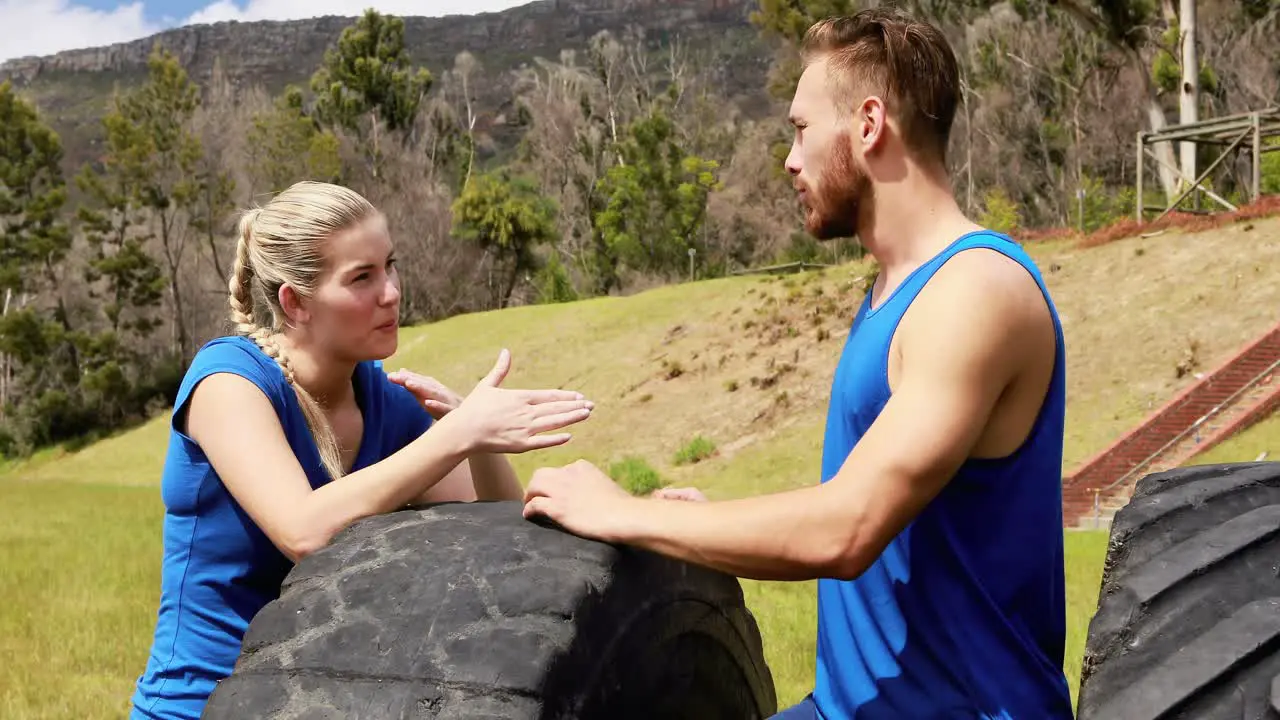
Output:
[[1142, 84, 1182, 200], [1179, 0, 1199, 193], [457, 54, 478, 189], [963, 80, 974, 213], [1, 288, 9, 411], [159, 211, 192, 364]]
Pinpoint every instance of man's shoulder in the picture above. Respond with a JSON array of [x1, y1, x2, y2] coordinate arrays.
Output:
[[900, 242, 1057, 378], [925, 235, 1053, 323]]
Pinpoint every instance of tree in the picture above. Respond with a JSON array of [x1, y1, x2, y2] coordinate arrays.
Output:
[[247, 85, 343, 194], [0, 81, 77, 410], [450, 50, 481, 189], [1048, 0, 1194, 201], [0, 78, 180, 452], [77, 46, 202, 363], [310, 9, 433, 179], [451, 171, 559, 308], [0, 81, 72, 302], [189, 58, 242, 285], [595, 104, 722, 282]]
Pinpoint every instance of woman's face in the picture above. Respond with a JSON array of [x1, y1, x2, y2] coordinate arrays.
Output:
[[292, 212, 402, 363]]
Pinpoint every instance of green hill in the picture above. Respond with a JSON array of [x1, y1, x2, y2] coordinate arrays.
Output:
[[3, 216, 1279, 718]]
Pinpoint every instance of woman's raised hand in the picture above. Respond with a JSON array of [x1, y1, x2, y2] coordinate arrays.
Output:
[[439, 349, 594, 454]]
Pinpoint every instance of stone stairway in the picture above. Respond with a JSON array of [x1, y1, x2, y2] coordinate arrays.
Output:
[[1063, 322, 1280, 529]]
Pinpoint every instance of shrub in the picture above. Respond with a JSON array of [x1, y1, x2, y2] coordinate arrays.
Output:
[[674, 436, 717, 466], [609, 456, 663, 496], [979, 187, 1021, 234]]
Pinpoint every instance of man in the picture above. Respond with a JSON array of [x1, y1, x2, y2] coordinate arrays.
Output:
[[522, 8, 1073, 719]]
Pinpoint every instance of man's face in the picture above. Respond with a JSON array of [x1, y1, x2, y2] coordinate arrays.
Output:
[[784, 59, 871, 241]]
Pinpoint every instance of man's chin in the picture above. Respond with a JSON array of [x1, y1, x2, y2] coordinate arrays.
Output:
[[805, 206, 862, 241], [805, 218, 847, 242]]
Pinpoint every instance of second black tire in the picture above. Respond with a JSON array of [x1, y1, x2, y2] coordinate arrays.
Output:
[[1077, 461, 1280, 720], [202, 500, 777, 719]]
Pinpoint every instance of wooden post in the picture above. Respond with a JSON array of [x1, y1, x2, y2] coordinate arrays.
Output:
[[1137, 131, 1146, 223], [1253, 113, 1263, 203]]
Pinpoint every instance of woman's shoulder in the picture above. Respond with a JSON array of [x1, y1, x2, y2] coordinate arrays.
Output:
[[190, 335, 281, 372], [181, 335, 289, 400]]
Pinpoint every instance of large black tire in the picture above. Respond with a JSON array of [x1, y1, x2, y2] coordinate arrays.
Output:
[[1077, 461, 1280, 720], [202, 500, 777, 719]]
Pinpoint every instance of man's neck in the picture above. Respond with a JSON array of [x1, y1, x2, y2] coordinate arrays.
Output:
[[276, 335, 358, 408], [858, 165, 979, 274]]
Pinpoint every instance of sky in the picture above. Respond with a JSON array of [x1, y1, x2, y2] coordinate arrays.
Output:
[[0, 0, 538, 62]]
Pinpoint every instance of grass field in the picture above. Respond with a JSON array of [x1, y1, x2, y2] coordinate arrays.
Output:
[[2, 216, 1278, 717], [0, 475, 1109, 719]]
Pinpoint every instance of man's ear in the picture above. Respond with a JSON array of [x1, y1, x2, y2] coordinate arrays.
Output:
[[857, 95, 888, 152], [278, 284, 310, 326]]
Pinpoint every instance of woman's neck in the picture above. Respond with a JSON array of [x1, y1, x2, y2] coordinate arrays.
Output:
[[274, 334, 357, 407]]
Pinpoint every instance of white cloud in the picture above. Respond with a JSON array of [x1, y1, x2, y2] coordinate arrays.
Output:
[[0, 0, 537, 63], [184, 0, 534, 25], [0, 1, 160, 62]]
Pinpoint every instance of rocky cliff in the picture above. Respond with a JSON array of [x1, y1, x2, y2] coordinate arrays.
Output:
[[1, 0, 757, 84], [1, 0, 772, 173]]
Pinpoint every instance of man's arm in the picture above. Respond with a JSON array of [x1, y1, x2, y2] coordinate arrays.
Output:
[[524, 252, 1050, 581]]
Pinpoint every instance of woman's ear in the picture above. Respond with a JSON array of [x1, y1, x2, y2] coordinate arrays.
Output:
[[278, 284, 310, 327]]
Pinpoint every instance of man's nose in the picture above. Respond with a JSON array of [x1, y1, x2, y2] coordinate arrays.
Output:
[[784, 145, 802, 176]]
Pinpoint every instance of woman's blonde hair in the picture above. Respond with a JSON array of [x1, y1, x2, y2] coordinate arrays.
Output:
[[229, 181, 376, 480]]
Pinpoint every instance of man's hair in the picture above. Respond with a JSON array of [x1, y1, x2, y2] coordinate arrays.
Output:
[[800, 8, 959, 165]]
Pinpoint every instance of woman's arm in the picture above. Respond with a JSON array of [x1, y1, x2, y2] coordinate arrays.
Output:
[[411, 453, 523, 506], [466, 453, 524, 500], [189, 352, 591, 562], [387, 366, 553, 504]]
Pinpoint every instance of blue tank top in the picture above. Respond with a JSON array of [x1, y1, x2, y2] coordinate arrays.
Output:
[[813, 231, 1072, 719], [131, 335, 434, 720]]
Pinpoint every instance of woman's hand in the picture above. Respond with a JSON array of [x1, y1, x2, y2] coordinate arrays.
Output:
[[437, 349, 595, 455], [652, 487, 708, 502], [387, 368, 463, 420]]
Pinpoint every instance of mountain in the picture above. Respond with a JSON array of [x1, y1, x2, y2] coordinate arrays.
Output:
[[0, 0, 774, 173]]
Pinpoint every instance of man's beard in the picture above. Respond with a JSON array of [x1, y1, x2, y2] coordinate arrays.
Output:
[[802, 136, 870, 241]]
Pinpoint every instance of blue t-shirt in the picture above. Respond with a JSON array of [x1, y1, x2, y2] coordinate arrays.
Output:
[[131, 335, 434, 720], [813, 231, 1073, 719]]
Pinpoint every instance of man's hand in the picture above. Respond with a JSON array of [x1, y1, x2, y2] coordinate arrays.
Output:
[[387, 368, 463, 420], [522, 460, 638, 541]]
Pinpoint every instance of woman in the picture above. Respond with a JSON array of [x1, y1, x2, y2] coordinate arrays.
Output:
[[130, 181, 593, 720]]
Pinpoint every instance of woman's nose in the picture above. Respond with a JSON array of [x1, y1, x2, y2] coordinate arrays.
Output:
[[382, 277, 401, 306]]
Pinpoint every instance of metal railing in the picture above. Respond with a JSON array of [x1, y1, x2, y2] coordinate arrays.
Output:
[[1087, 356, 1280, 528]]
